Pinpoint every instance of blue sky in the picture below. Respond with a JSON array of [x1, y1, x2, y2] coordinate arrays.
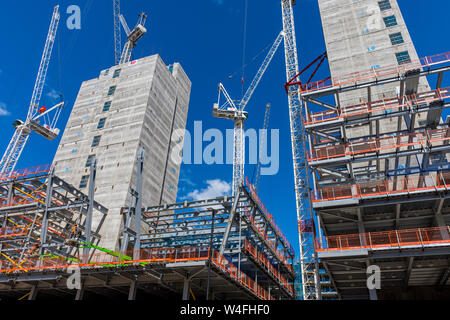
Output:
[[0, 0, 448, 256]]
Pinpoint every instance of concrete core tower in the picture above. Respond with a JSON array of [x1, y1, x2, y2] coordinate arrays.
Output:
[[53, 54, 191, 250]]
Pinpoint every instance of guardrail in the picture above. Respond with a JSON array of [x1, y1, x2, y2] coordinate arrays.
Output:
[[242, 207, 295, 275], [316, 227, 450, 251], [0, 164, 51, 181], [314, 171, 450, 203], [243, 239, 295, 296], [244, 177, 294, 255], [306, 87, 450, 125], [0, 227, 27, 238], [310, 128, 450, 162], [0, 246, 275, 300]]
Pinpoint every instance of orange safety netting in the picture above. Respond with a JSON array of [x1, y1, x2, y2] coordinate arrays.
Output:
[[314, 172, 450, 202], [316, 226, 450, 251], [307, 87, 450, 125], [310, 128, 450, 161], [301, 52, 450, 93]]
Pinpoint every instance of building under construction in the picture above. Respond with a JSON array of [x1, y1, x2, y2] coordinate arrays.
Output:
[[0, 1, 298, 300], [301, 0, 450, 299], [0, 0, 449, 301], [0, 165, 295, 300]]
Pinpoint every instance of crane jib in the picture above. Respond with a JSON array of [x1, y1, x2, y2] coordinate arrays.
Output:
[[0, 6, 61, 175]]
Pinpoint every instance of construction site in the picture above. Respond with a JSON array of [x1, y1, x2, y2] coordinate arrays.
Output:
[[0, 0, 448, 302]]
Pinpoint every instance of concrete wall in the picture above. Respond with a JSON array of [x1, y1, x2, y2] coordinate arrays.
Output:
[[53, 54, 191, 250], [317, 0, 438, 177], [318, 0, 434, 139]]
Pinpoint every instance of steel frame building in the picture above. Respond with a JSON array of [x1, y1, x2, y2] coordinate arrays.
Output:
[[298, 52, 450, 299], [0, 164, 107, 265], [0, 155, 296, 300]]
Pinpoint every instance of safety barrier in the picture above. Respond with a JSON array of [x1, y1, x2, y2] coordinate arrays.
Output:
[[300, 51, 450, 93], [242, 206, 294, 275], [0, 246, 275, 300], [316, 227, 450, 251], [211, 250, 275, 300], [314, 171, 450, 203], [310, 128, 450, 162], [0, 227, 27, 238], [245, 177, 294, 254], [0, 164, 51, 181], [243, 239, 295, 295], [306, 87, 450, 125]]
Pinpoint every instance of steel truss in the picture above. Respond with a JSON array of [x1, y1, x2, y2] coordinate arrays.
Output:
[[0, 164, 107, 270], [0, 152, 296, 300], [120, 173, 297, 299], [281, 0, 321, 300]]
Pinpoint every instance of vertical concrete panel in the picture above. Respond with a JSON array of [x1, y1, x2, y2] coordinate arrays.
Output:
[[53, 54, 191, 250]]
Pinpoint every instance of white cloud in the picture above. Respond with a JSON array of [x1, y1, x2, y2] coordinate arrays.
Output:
[[0, 102, 10, 116], [183, 179, 231, 201], [46, 89, 60, 102]]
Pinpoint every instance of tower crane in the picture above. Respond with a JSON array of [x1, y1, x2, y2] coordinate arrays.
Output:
[[280, 0, 321, 300], [113, 0, 148, 65], [0, 6, 63, 175], [213, 31, 284, 196], [253, 103, 271, 192]]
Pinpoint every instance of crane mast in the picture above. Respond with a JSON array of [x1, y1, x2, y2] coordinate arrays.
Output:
[[0, 6, 61, 175], [113, 0, 122, 65], [281, 0, 321, 300]]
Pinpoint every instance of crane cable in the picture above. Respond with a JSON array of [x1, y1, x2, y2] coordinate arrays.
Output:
[[57, 23, 63, 104], [222, 39, 275, 84], [61, 0, 95, 64], [241, 0, 249, 99]]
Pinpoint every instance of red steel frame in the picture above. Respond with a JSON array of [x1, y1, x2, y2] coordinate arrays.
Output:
[[300, 51, 450, 94]]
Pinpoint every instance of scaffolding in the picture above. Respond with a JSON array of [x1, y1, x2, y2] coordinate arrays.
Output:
[[298, 51, 450, 299]]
